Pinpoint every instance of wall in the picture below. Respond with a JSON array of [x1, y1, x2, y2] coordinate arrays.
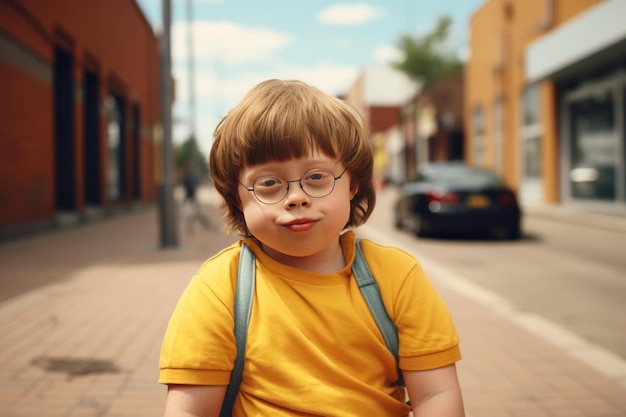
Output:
[[465, 0, 601, 201], [0, 0, 161, 229]]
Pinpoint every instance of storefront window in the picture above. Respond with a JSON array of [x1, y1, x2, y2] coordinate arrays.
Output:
[[106, 95, 123, 201], [473, 107, 485, 165], [568, 94, 616, 201], [519, 84, 543, 203], [493, 99, 503, 173], [522, 85, 541, 179]]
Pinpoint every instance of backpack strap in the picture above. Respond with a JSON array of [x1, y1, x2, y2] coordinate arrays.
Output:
[[353, 238, 403, 386], [220, 242, 255, 417], [221, 238, 403, 416]]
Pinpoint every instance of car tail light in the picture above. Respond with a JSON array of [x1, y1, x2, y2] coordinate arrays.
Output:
[[498, 192, 517, 205], [426, 191, 459, 204]]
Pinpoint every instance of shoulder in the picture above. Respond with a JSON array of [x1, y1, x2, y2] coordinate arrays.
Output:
[[193, 240, 245, 295], [354, 237, 433, 310], [357, 237, 423, 277]]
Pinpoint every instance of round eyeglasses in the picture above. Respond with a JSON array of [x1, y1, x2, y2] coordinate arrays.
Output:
[[240, 167, 348, 205]]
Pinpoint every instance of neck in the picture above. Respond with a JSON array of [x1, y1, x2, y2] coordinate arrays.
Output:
[[260, 238, 346, 274]]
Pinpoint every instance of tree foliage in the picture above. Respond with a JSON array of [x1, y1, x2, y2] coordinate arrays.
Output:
[[392, 16, 464, 90], [175, 135, 208, 178]]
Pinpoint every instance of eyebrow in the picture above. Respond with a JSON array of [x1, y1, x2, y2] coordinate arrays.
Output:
[[242, 161, 342, 180]]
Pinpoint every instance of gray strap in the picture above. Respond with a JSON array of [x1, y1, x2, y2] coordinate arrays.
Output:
[[220, 242, 255, 417], [353, 238, 403, 385]]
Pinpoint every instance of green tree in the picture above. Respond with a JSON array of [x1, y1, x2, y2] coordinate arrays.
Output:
[[175, 135, 208, 178], [392, 16, 464, 90]]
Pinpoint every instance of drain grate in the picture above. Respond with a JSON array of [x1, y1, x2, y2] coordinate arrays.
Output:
[[31, 356, 120, 377]]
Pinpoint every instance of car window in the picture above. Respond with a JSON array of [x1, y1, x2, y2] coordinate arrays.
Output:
[[418, 166, 503, 188]]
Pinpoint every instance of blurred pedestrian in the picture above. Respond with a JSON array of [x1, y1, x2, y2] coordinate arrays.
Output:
[[159, 79, 465, 416], [181, 163, 211, 234]]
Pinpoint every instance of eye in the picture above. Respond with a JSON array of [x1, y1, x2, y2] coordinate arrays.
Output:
[[255, 177, 282, 188], [306, 170, 332, 180], [303, 170, 332, 187]]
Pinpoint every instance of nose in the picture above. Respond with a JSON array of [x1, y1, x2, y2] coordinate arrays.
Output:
[[283, 182, 310, 207]]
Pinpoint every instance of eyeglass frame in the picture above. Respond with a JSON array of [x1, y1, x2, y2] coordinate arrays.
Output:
[[239, 167, 349, 205]]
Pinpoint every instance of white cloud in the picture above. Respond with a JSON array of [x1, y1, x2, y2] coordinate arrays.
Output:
[[172, 21, 293, 64], [317, 4, 384, 25], [279, 62, 359, 97], [335, 37, 352, 49], [373, 44, 403, 64], [168, 19, 361, 154], [172, 61, 360, 154]]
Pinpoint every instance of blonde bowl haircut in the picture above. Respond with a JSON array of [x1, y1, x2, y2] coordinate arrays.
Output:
[[209, 79, 376, 236]]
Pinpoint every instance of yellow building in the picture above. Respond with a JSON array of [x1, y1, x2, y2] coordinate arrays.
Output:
[[465, 0, 626, 212]]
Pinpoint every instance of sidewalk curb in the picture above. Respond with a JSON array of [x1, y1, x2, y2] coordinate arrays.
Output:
[[522, 204, 626, 233]]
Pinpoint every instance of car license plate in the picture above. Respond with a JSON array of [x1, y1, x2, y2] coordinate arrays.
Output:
[[466, 194, 490, 208]]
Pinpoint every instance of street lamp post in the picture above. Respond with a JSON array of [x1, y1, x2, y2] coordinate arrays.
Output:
[[159, 0, 178, 248]]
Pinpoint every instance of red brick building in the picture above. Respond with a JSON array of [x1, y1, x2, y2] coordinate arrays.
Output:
[[0, 0, 161, 237]]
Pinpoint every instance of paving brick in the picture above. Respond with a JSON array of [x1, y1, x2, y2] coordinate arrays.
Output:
[[0, 194, 624, 416]]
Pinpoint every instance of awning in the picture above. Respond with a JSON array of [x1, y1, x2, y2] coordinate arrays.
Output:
[[525, 0, 626, 83]]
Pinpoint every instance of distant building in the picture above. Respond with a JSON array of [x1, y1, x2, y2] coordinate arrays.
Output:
[[344, 66, 419, 186], [401, 74, 465, 182], [0, 0, 162, 237], [465, 0, 626, 212], [345, 65, 465, 185]]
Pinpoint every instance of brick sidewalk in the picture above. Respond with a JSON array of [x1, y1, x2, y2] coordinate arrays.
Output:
[[0, 200, 625, 416]]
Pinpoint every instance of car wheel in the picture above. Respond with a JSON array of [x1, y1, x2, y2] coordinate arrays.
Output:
[[394, 201, 413, 232], [493, 225, 521, 240], [507, 226, 521, 240], [394, 211, 404, 230], [413, 216, 429, 238]]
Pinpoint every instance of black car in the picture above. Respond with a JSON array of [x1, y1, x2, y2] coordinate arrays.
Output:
[[394, 162, 522, 239]]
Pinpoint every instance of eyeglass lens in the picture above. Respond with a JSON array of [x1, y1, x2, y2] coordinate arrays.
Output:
[[253, 169, 337, 204]]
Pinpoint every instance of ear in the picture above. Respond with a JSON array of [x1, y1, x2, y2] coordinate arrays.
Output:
[[349, 181, 359, 200]]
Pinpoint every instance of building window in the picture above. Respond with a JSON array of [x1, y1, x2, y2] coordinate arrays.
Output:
[[493, 99, 504, 173], [568, 93, 616, 201], [106, 95, 123, 201], [473, 106, 485, 165], [519, 84, 543, 203], [521, 85, 541, 180]]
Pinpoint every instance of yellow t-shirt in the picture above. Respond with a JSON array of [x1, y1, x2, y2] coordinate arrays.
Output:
[[159, 230, 461, 416]]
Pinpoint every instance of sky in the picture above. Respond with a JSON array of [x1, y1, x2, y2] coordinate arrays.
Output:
[[135, 0, 485, 155]]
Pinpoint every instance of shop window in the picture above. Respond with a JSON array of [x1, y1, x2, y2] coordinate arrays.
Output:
[[472, 107, 485, 165], [519, 84, 543, 203], [521, 85, 541, 180], [106, 95, 125, 201], [493, 99, 504, 173], [53, 46, 76, 211], [568, 93, 616, 201], [83, 70, 101, 205]]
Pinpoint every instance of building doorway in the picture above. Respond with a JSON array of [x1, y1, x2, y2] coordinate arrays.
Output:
[[53, 46, 76, 211], [563, 72, 626, 207], [519, 84, 543, 204], [131, 102, 142, 200], [105, 94, 125, 202], [83, 70, 101, 205]]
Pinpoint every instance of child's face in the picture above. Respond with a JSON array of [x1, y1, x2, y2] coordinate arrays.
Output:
[[238, 149, 357, 266]]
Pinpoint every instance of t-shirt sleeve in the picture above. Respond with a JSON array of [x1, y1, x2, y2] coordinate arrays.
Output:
[[395, 260, 461, 370], [158, 245, 241, 385]]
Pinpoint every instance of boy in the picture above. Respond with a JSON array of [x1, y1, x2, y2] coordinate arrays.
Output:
[[159, 79, 465, 416]]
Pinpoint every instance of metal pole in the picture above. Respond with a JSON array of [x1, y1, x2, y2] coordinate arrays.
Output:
[[187, 0, 196, 140], [159, 0, 179, 248]]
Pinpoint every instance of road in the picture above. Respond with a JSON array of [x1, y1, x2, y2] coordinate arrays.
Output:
[[361, 187, 626, 361]]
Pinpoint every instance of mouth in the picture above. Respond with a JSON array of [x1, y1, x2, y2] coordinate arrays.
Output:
[[283, 219, 318, 232]]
